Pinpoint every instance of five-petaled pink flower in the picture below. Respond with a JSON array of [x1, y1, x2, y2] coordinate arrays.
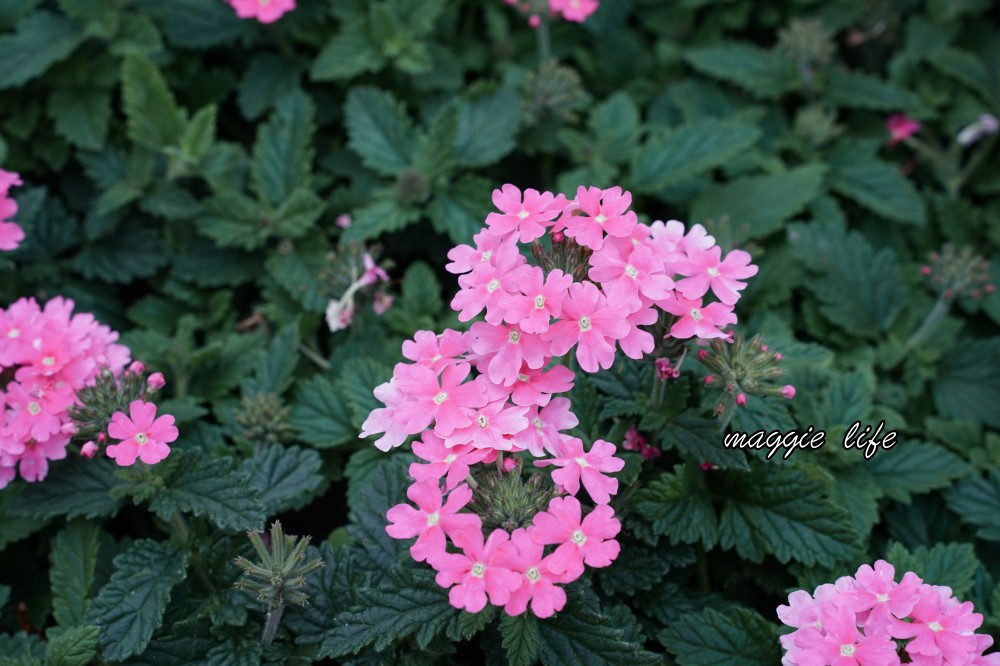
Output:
[[106, 400, 178, 466], [486, 184, 565, 243], [535, 437, 623, 504], [430, 528, 522, 613], [529, 497, 620, 578], [673, 245, 758, 305], [793, 604, 899, 666], [661, 296, 736, 340], [562, 186, 637, 251], [410, 431, 490, 490], [498, 528, 570, 618], [227, 0, 296, 24], [386, 482, 480, 563], [542, 282, 629, 372]]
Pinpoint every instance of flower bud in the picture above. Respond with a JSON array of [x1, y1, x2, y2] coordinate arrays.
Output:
[[148, 372, 166, 391], [736, 393, 747, 406], [335, 214, 352, 229], [129, 361, 146, 375], [782, 385, 796, 399], [80, 442, 98, 458]]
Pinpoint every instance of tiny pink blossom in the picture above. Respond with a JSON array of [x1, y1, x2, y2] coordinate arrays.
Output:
[[470, 322, 550, 387], [782, 385, 796, 399], [501, 267, 573, 334], [386, 482, 480, 563], [227, 0, 296, 24], [618, 304, 657, 360], [661, 296, 736, 340], [549, 0, 599, 22], [891, 585, 982, 664], [446, 229, 505, 275], [535, 437, 624, 504], [401, 329, 469, 373], [148, 372, 166, 390], [509, 363, 574, 408], [106, 400, 177, 466], [336, 214, 352, 229], [80, 441, 98, 458], [589, 241, 674, 310], [445, 399, 529, 451], [512, 398, 578, 457], [499, 528, 571, 618], [794, 604, 899, 666], [673, 245, 758, 305], [887, 114, 921, 146], [451, 242, 527, 324], [394, 362, 488, 437]]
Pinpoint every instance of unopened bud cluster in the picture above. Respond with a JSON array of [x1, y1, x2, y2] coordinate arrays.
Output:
[[699, 333, 795, 424], [466, 459, 559, 533], [235, 393, 295, 449], [921, 244, 994, 301]]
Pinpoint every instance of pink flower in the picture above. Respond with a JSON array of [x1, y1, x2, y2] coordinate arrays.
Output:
[[562, 186, 637, 251], [509, 363, 574, 407], [501, 267, 573, 334], [446, 229, 505, 275], [227, 0, 296, 24], [386, 482, 480, 563], [410, 431, 490, 490], [849, 560, 922, 635], [80, 441, 98, 458], [16, 434, 69, 483], [394, 362, 488, 437], [673, 246, 758, 305], [148, 372, 166, 391], [360, 378, 412, 451], [589, 241, 674, 310], [794, 604, 899, 666], [782, 384, 796, 399], [373, 291, 393, 315], [661, 296, 736, 340], [470, 322, 550, 387], [445, 400, 529, 451], [618, 304, 658, 360], [512, 398, 578, 457], [0, 169, 23, 252], [430, 528, 522, 613], [535, 437, 623, 504], [887, 114, 920, 146], [451, 242, 527, 324], [498, 528, 571, 618], [335, 214, 352, 229], [549, 0, 599, 22], [891, 585, 982, 664], [106, 400, 177, 466], [401, 329, 469, 373], [529, 496, 620, 578], [486, 184, 564, 243], [542, 281, 629, 372], [0, 220, 24, 251], [3, 382, 73, 443]]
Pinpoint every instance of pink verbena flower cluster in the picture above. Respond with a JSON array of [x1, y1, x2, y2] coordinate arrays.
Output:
[[0, 297, 129, 487], [227, 0, 295, 24], [778, 560, 1000, 665], [0, 169, 24, 252], [361, 183, 757, 617], [504, 0, 599, 27]]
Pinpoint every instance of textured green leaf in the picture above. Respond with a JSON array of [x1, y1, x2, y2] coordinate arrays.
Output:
[[926, 48, 995, 100], [311, 28, 383, 81], [660, 607, 780, 666], [866, 440, 971, 503], [117, 635, 216, 665], [344, 86, 415, 175], [427, 175, 491, 244], [141, 183, 201, 221], [198, 191, 265, 250], [243, 445, 324, 516], [264, 241, 330, 312], [945, 471, 1000, 542], [454, 86, 523, 168], [74, 225, 170, 283], [50, 521, 101, 628], [46, 625, 100, 666], [238, 53, 302, 121], [244, 322, 299, 396], [826, 68, 923, 111], [347, 457, 410, 581], [501, 614, 540, 666], [654, 416, 750, 470], [8, 455, 124, 520], [337, 357, 392, 427], [0, 11, 83, 89], [251, 90, 316, 206], [829, 146, 926, 225], [0, 489, 43, 549], [689, 164, 826, 243], [180, 104, 216, 161], [588, 92, 640, 164], [884, 542, 980, 597], [934, 338, 1000, 428], [684, 42, 796, 98], [0, 632, 44, 666], [536, 586, 661, 666], [595, 543, 692, 596], [717, 466, 862, 567], [291, 374, 357, 448], [273, 188, 326, 238], [631, 120, 761, 192], [48, 87, 111, 149], [634, 465, 719, 547], [86, 540, 188, 662], [172, 240, 259, 288], [134, 0, 250, 48], [446, 606, 496, 642], [110, 13, 163, 56], [150, 451, 265, 532], [284, 543, 357, 643], [121, 55, 186, 150]]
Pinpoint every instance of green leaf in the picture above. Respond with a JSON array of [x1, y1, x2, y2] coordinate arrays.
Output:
[[447, 606, 496, 642], [826, 69, 923, 111], [653, 416, 749, 471], [866, 440, 971, 503], [8, 455, 124, 520], [180, 104, 217, 161], [150, 451, 266, 532], [828, 146, 926, 225], [198, 191, 265, 250], [85, 540, 188, 662], [121, 55, 186, 150], [344, 86, 415, 175], [594, 543, 691, 596], [243, 445, 324, 516], [341, 198, 421, 241], [337, 357, 392, 428], [291, 374, 358, 448], [631, 120, 761, 192], [244, 322, 299, 396], [945, 471, 1000, 542], [454, 86, 523, 168], [934, 338, 1000, 429], [116, 635, 216, 665], [634, 465, 719, 547], [884, 542, 980, 597], [48, 87, 111, 150], [50, 521, 101, 628], [283, 542, 357, 643], [536, 586, 661, 666], [311, 28, 383, 81], [660, 607, 780, 666], [689, 164, 826, 243], [0, 632, 44, 665], [46, 625, 100, 666], [273, 188, 326, 239], [347, 457, 410, 580], [926, 48, 995, 101], [238, 53, 302, 121], [588, 92, 640, 164], [0, 489, 43, 549], [0, 11, 84, 89], [251, 90, 316, 206], [135, 0, 250, 49], [717, 466, 862, 567], [684, 42, 796, 99], [500, 614, 540, 666], [427, 175, 491, 244], [74, 224, 170, 284], [383, 261, 442, 332]]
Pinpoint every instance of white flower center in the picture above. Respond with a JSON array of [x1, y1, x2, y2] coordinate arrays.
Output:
[[7, 328, 18, 338], [431, 354, 442, 362], [517, 210, 529, 220], [433, 391, 448, 405], [477, 415, 489, 428], [532, 417, 544, 430], [481, 250, 492, 262], [517, 373, 529, 382], [708, 267, 719, 277], [41, 356, 56, 367], [575, 457, 589, 468], [135, 432, 148, 445], [27, 401, 41, 415], [427, 512, 440, 526], [508, 330, 520, 343], [579, 316, 591, 331], [625, 264, 638, 278], [840, 645, 855, 657], [876, 593, 889, 603], [929, 622, 943, 632], [526, 567, 541, 583], [471, 563, 486, 578], [444, 454, 458, 464], [571, 530, 586, 545], [689, 308, 702, 322], [487, 278, 501, 292], [534, 295, 545, 309], [595, 214, 607, 225], [259, 0, 269, 6]]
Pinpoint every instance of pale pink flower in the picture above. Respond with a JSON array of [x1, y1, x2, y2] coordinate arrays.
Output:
[[3, 382, 72, 443], [470, 321, 550, 387], [535, 437, 623, 504], [386, 482, 480, 563], [562, 186, 637, 251], [501, 267, 573, 334], [401, 329, 469, 373], [618, 303, 658, 360], [451, 242, 527, 324], [430, 528, 522, 613], [0, 220, 24, 251], [850, 560, 922, 635], [549, 0, 599, 22], [887, 114, 920, 146], [499, 528, 571, 618], [106, 400, 177, 466], [589, 242, 674, 310], [359, 253, 389, 287], [661, 296, 736, 340], [794, 604, 899, 666], [227, 0, 296, 24], [529, 496, 620, 578], [394, 363, 488, 437], [148, 372, 166, 390], [80, 441, 98, 458], [17, 433, 69, 482], [486, 184, 563, 243], [410, 431, 490, 490], [372, 291, 393, 315], [325, 298, 354, 332], [360, 378, 412, 451], [335, 214, 352, 229], [509, 363, 574, 407], [512, 398, 578, 457], [542, 281, 629, 372], [445, 400, 529, 451], [673, 246, 758, 305], [891, 585, 982, 664], [446, 229, 505, 275]]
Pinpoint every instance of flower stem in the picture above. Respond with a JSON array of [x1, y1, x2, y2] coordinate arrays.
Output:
[[299, 343, 331, 371], [695, 542, 710, 592], [170, 513, 190, 543], [261, 604, 285, 646], [535, 18, 552, 66], [904, 295, 950, 353]]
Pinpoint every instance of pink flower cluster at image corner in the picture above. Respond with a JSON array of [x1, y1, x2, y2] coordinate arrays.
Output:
[[780, 560, 1000, 665], [360, 183, 758, 618]]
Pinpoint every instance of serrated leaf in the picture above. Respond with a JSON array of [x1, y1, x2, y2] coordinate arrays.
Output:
[[311, 28, 383, 81], [198, 191, 265, 250], [50, 521, 101, 628], [243, 445, 324, 516], [244, 322, 299, 396], [660, 607, 780, 666], [273, 188, 326, 238], [85, 540, 188, 662], [454, 86, 522, 168], [0, 489, 43, 549], [634, 465, 718, 547], [291, 374, 357, 448], [689, 164, 826, 243], [46, 625, 100, 666], [684, 42, 796, 99], [654, 416, 749, 470], [826, 68, 923, 111], [536, 586, 661, 666], [284, 543, 357, 643], [344, 87, 415, 175], [347, 457, 410, 580], [117, 635, 217, 665], [150, 451, 265, 532], [447, 606, 496, 642], [134, 0, 249, 48], [829, 146, 926, 225], [8, 455, 124, 520], [945, 471, 1000, 542], [631, 120, 761, 192], [251, 90, 316, 206], [501, 614, 540, 666], [238, 53, 302, 121], [866, 440, 971, 503], [934, 338, 1000, 429], [427, 175, 491, 244], [926, 48, 995, 101], [0, 11, 84, 89], [342, 198, 421, 241], [180, 104, 216, 161], [0, 632, 44, 665], [121, 55, 186, 150], [74, 224, 170, 283], [264, 241, 330, 312], [717, 466, 862, 567], [594, 543, 691, 596], [884, 542, 980, 597], [48, 87, 111, 150]]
